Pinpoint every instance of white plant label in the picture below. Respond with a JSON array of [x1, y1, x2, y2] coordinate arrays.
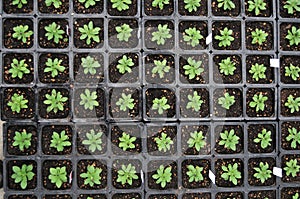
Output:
[[206, 33, 212, 45], [209, 170, 216, 184], [273, 167, 282, 178], [270, 59, 280, 68], [141, 169, 144, 183]]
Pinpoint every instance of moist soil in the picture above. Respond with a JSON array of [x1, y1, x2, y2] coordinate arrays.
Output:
[[211, 0, 241, 16], [246, 21, 273, 51], [78, 194, 106, 199], [109, 53, 139, 83], [149, 195, 177, 199], [248, 157, 276, 186], [178, 0, 208, 16], [213, 54, 242, 84], [280, 1, 300, 18], [77, 159, 107, 189], [144, 0, 174, 16], [182, 193, 211, 199], [181, 125, 211, 155], [41, 125, 72, 155], [112, 193, 141, 199], [280, 55, 300, 84], [282, 154, 300, 182], [145, 54, 175, 84], [247, 124, 276, 153], [280, 23, 300, 51], [6, 124, 37, 156], [179, 54, 209, 84], [215, 192, 243, 199], [38, 0, 69, 14], [246, 55, 274, 84], [3, 0, 33, 13], [7, 160, 37, 190], [280, 88, 300, 117], [73, 0, 103, 14], [245, 0, 273, 17], [248, 190, 276, 199], [181, 159, 210, 188], [108, 19, 139, 49], [43, 195, 72, 199], [76, 124, 107, 155], [107, 0, 138, 16], [4, 18, 34, 49], [147, 125, 177, 156], [42, 160, 72, 190], [38, 53, 69, 84], [179, 21, 208, 50], [281, 121, 300, 150], [8, 195, 37, 199], [281, 187, 300, 199], [3, 53, 34, 84], [246, 88, 275, 117]]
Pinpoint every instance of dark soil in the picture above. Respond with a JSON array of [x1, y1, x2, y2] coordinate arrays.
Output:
[[281, 121, 300, 150], [107, 0, 137, 16], [3, 53, 34, 84], [112, 193, 141, 199], [73, 0, 103, 14], [38, 0, 69, 14], [182, 193, 211, 199], [282, 154, 300, 182], [213, 54, 242, 84], [144, 0, 174, 16], [280, 23, 300, 51], [248, 190, 276, 199], [280, 1, 300, 18], [178, 0, 207, 16], [149, 195, 177, 199], [245, 0, 273, 17], [3, 0, 33, 13], [246, 21, 273, 50], [248, 157, 276, 186], [211, 0, 241, 16], [281, 187, 300, 199], [43, 195, 72, 199], [215, 192, 243, 199], [182, 159, 210, 188], [4, 18, 34, 49], [280, 88, 300, 117], [280, 55, 300, 84], [8, 195, 37, 199], [246, 55, 274, 84], [78, 194, 106, 199]]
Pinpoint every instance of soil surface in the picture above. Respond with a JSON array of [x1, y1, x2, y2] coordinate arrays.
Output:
[[43, 195, 72, 199], [246, 55, 274, 84], [112, 193, 141, 199], [38, 0, 69, 13], [107, 0, 137, 16], [281, 187, 300, 199], [215, 192, 243, 199], [182, 193, 211, 199], [211, 0, 241, 16], [73, 0, 103, 14], [280, 88, 300, 117], [245, 0, 273, 17], [144, 0, 174, 16], [248, 190, 276, 199], [78, 195, 106, 199], [178, 0, 208, 16], [149, 195, 177, 199], [280, 55, 300, 84], [3, 0, 33, 13], [8, 195, 37, 199]]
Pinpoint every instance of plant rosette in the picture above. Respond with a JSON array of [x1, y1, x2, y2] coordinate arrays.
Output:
[[245, 0, 273, 17], [248, 157, 276, 186], [144, 0, 174, 16], [3, 0, 34, 14], [107, 0, 138, 16], [280, 88, 300, 117], [178, 0, 208, 16], [211, 0, 241, 16], [280, 23, 300, 51], [279, 0, 300, 18], [281, 154, 300, 182], [281, 121, 300, 150], [73, 0, 104, 14], [38, 0, 69, 14], [280, 55, 300, 84]]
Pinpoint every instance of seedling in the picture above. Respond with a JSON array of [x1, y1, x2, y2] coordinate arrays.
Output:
[[249, 93, 268, 112], [116, 93, 135, 111], [152, 165, 172, 188], [218, 92, 235, 110], [44, 58, 65, 78], [9, 58, 30, 79], [80, 89, 99, 110], [152, 24, 172, 45], [13, 129, 32, 151], [293, 193, 299, 199], [43, 89, 68, 113], [253, 162, 272, 183], [117, 55, 134, 74], [45, 22, 65, 44], [184, 0, 201, 12], [118, 132, 136, 151], [116, 24, 133, 42], [80, 165, 102, 187], [79, 0, 100, 8], [12, 25, 33, 43], [11, 164, 35, 189], [152, 0, 169, 10], [117, 164, 138, 185], [284, 159, 300, 177], [81, 56, 101, 75], [219, 57, 236, 76], [215, 27, 234, 47], [82, 129, 103, 153], [183, 27, 203, 47], [219, 129, 240, 151], [45, 0, 62, 8], [286, 127, 300, 148], [48, 166, 67, 188], [217, 0, 236, 10], [111, 0, 132, 11], [285, 63, 300, 81], [254, 129, 272, 149], [286, 26, 300, 46], [186, 165, 204, 182], [50, 130, 71, 152], [183, 57, 204, 79], [221, 163, 241, 185], [283, 0, 300, 14], [152, 97, 171, 115], [152, 59, 170, 78], [12, 0, 28, 8], [154, 132, 174, 152], [8, 93, 28, 113], [187, 131, 206, 152], [79, 21, 100, 45], [186, 91, 203, 111], [251, 28, 268, 45], [285, 95, 300, 113], [247, 0, 266, 15], [249, 63, 266, 81]]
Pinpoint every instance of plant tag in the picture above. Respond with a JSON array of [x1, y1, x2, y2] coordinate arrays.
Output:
[[69, 171, 73, 183], [140, 169, 144, 183], [209, 170, 216, 184], [273, 167, 282, 177], [206, 33, 212, 45], [270, 59, 279, 68]]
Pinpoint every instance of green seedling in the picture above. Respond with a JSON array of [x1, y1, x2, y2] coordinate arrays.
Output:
[[44, 58, 65, 78], [117, 55, 134, 74], [221, 163, 241, 185], [285, 63, 300, 81], [45, 22, 65, 44], [82, 129, 103, 153], [111, 0, 132, 11], [254, 129, 272, 149], [43, 89, 68, 113], [8, 93, 28, 113], [286, 127, 300, 148], [285, 95, 300, 113], [13, 130, 32, 151], [152, 59, 170, 78], [79, 21, 100, 45], [253, 162, 272, 183], [12, 0, 28, 8], [215, 27, 234, 47], [152, 0, 169, 10], [249, 93, 268, 112], [187, 131, 206, 152], [286, 26, 300, 46], [247, 0, 266, 15], [154, 132, 174, 152], [186, 91, 203, 111], [186, 165, 204, 182], [152, 165, 172, 188], [152, 24, 172, 45], [81, 56, 101, 75], [218, 92, 235, 110], [50, 130, 71, 152], [293, 193, 299, 199], [284, 159, 300, 177], [119, 132, 136, 151], [116, 24, 133, 42], [183, 57, 204, 79], [183, 27, 203, 47], [251, 28, 268, 45], [219, 57, 236, 76], [117, 164, 138, 185], [80, 89, 99, 111], [152, 97, 170, 115], [217, 0, 236, 10], [249, 63, 266, 81], [219, 129, 239, 151], [9, 58, 30, 79], [116, 93, 134, 111], [80, 165, 102, 187], [12, 25, 33, 43], [11, 164, 35, 189], [45, 0, 62, 8], [284, 0, 300, 14], [48, 166, 67, 188], [79, 0, 100, 8], [184, 0, 201, 12]]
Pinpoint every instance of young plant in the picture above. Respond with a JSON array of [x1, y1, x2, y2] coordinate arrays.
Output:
[[152, 59, 170, 78], [117, 55, 134, 74], [251, 28, 268, 45], [249, 93, 268, 112], [219, 129, 240, 151], [12, 25, 33, 43], [154, 132, 174, 152], [219, 57, 236, 76], [79, 0, 100, 8], [183, 27, 203, 47], [116, 93, 134, 111], [79, 21, 100, 45], [44, 58, 65, 78], [48, 166, 67, 188], [152, 24, 172, 45], [253, 162, 272, 183], [117, 164, 138, 185], [13, 130, 32, 151], [247, 0, 266, 15], [218, 92, 235, 110], [152, 165, 172, 188], [187, 131, 206, 152], [284, 159, 300, 177], [285, 63, 300, 81], [111, 0, 132, 11], [186, 165, 204, 182], [293, 193, 299, 199], [43, 89, 68, 113], [82, 129, 103, 153], [184, 0, 201, 12], [118, 132, 136, 151], [221, 163, 241, 185], [215, 27, 234, 47], [285, 95, 300, 113], [80, 89, 99, 110], [152, 0, 170, 10], [80, 165, 102, 187], [254, 129, 272, 149], [249, 63, 266, 81], [8, 93, 28, 113], [217, 0, 236, 10], [186, 91, 203, 111], [45, 0, 62, 8], [283, 0, 300, 14], [9, 58, 30, 79], [12, 0, 28, 8], [50, 130, 71, 152], [45, 22, 65, 44], [286, 127, 300, 148], [116, 24, 133, 42], [286, 26, 300, 46], [152, 97, 170, 115], [11, 164, 35, 189], [81, 56, 101, 75], [183, 57, 204, 79]]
